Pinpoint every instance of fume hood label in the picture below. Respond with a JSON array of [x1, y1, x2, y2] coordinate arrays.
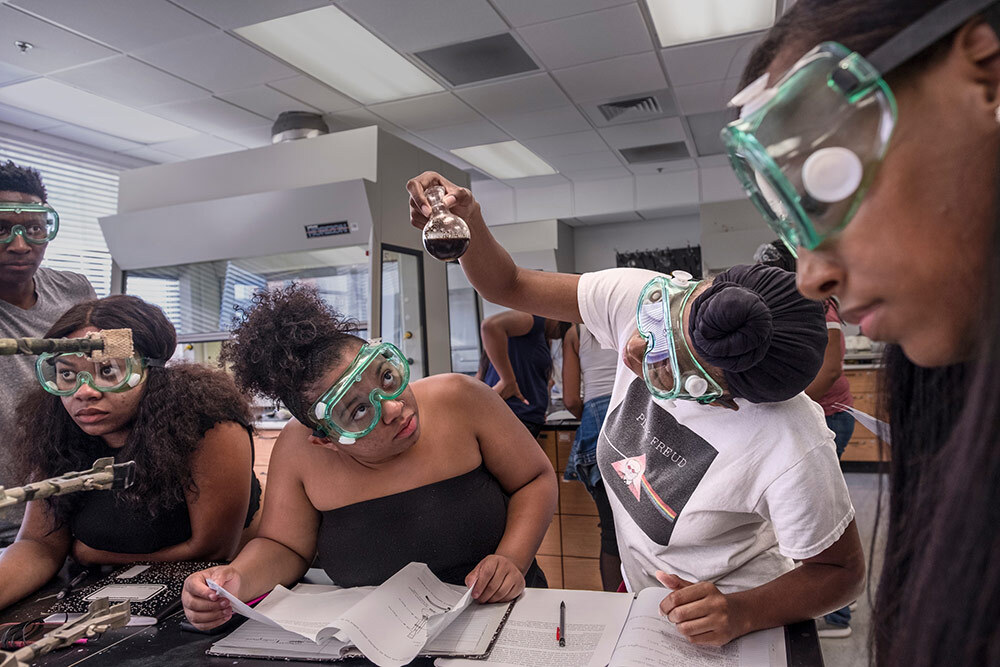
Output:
[[305, 221, 355, 238]]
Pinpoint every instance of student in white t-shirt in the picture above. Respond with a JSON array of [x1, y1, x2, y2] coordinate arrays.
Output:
[[407, 172, 864, 647]]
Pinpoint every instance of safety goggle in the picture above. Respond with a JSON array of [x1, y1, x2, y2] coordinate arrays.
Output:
[[0, 202, 59, 245], [722, 0, 1000, 252], [309, 342, 410, 445], [36, 353, 156, 396], [636, 272, 723, 404]]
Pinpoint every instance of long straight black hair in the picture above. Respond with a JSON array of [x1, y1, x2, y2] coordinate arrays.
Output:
[[742, 2, 1000, 664]]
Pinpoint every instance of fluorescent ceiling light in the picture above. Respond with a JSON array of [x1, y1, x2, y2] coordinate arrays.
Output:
[[451, 141, 556, 180], [0, 79, 197, 144], [237, 6, 443, 105], [646, 0, 776, 47]]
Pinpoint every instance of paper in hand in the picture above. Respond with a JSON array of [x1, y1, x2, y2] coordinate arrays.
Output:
[[206, 578, 283, 630], [834, 403, 891, 444]]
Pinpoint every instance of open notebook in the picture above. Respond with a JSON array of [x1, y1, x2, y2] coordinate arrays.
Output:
[[207, 562, 513, 667], [437, 587, 787, 667]]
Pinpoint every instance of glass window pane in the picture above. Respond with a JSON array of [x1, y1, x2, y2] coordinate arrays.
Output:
[[381, 247, 425, 379], [447, 262, 481, 375]]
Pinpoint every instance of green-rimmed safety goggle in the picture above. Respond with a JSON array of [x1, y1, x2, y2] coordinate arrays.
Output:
[[309, 341, 410, 445], [636, 272, 723, 404], [36, 352, 160, 396], [721, 0, 1000, 253], [0, 202, 59, 245]]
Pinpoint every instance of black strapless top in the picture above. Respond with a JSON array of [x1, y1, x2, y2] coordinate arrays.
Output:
[[316, 464, 547, 588], [69, 430, 261, 554]]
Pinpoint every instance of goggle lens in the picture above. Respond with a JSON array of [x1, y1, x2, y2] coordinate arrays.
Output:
[[37, 353, 142, 395], [0, 204, 59, 245]]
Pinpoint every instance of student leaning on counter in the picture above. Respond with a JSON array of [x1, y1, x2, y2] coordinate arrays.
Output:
[[182, 284, 556, 630], [407, 172, 864, 647]]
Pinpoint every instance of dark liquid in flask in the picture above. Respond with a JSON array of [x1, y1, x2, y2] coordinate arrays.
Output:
[[423, 235, 470, 261]]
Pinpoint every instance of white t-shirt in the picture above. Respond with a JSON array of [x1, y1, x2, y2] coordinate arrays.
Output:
[[578, 268, 854, 593]]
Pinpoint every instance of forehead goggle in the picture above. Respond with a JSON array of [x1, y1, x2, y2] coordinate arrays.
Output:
[[309, 341, 410, 445], [0, 202, 59, 245], [36, 352, 163, 396], [722, 0, 1000, 253], [636, 271, 723, 404]]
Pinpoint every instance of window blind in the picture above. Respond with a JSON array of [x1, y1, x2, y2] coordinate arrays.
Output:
[[0, 136, 119, 296]]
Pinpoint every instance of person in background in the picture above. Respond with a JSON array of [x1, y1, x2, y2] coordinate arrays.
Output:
[[0, 160, 94, 544], [478, 310, 571, 437], [0, 295, 261, 611], [181, 285, 556, 630], [408, 172, 864, 648], [562, 322, 622, 591], [755, 240, 856, 638]]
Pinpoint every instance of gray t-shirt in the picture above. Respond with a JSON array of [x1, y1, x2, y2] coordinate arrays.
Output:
[[0, 267, 95, 494]]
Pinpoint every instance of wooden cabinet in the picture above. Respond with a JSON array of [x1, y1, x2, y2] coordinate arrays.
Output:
[[841, 369, 888, 463], [535, 426, 604, 591]]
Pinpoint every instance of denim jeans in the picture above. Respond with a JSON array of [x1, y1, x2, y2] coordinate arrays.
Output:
[[824, 409, 855, 627]]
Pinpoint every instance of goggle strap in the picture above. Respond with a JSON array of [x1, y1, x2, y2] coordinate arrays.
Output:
[[863, 0, 1000, 84]]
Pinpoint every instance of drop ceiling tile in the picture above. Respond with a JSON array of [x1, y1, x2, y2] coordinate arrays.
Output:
[[43, 123, 143, 152], [546, 151, 622, 172], [660, 32, 762, 87], [553, 52, 665, 103], [561, 165, 632, 181], [149, 134, 244, 159], [11, 0, 216, 51], [51, 56, 207, 108], [575, 210, 642, 225], [210, 124, 273, 148], [674, 78, 741, 115], [517, 4, 652, 70], [326, 107, 396, 132], [0, 102, 61, 129], [268, 77, 358, 113], [369, 93, 482, 132], [171, 0, 329, 29], [338, 0, 508, 53], [574, 175, 634, 215], [119, 145, 184, 163], [697, 154, 731, 168], [513, 181, 572, 220], [523, 131, 607, 159], [0, 61, 36, 86], [457, 73, 570, 116], [597, 117, 685, 148], [134, 33, 298, 92], [147, 97, 269, 135], [416, 120, 511, 150], [502, 174, 571, 187], [219, 85, 318, 119], [492, 106, 591, 140], [492, 0, 634, 27], [0, 6, 117, 74], [687, 110, 730, 156], [627, 158, 697, 174]]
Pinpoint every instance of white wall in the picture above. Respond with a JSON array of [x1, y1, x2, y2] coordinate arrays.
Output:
[[572, 214, 702, 273], [699, 199, 776, 272]]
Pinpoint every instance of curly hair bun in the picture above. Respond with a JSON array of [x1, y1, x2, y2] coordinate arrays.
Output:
[[689, 281, 773, 373], [220, 284, 359, 413], [688, 264, 826, 404]]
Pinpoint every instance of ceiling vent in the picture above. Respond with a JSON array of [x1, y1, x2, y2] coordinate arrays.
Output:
[[619, 141, 689, 164], [598, 96, 661, 123]]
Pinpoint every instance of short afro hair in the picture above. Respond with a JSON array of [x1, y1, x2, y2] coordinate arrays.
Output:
[[0, 160, 47, 201]]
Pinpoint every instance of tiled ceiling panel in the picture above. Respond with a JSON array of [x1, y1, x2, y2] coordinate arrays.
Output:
[[133, 33, 298, 92], [149, 134, 243, 159], [219, 85, 319, 119], [147, 97, 269, 135], [492, 0, 635, 27], [338, 0, 508, 53], [523, 131, 608, 160], [674, 77, 742, 115], [210, 124, 272, 148], [415, 33, 538, 87], [0, 61, 35, 87], [546, 151, 622, 172], [517, 4, 652, 70], [0, 101, 60, 129], [415, 119, 511, 150], [369, 93, 482, 131], [561, 165, 631, 181], [0, 6, 116, 74], [268, 77, 358, 113], [457, 73, 570, 116], [552, 52, 666, 103], [492, 106, 592, 140], [44, 123, 143, 152], [170, 0, 329, 29], [50, 56, 208, 108], [11, 0, 216, 52], [687, 110, 731, 156], [660, 33, 762, 87]]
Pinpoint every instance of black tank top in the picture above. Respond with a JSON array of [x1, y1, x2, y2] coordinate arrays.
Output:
[[69, 427, 262, 554], [316, 464, 547, 588]]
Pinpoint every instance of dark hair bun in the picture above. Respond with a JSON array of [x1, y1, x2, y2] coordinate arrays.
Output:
[[689, 281, 773, 372]]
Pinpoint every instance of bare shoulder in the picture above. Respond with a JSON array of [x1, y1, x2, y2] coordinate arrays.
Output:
[[413, 373, 494, 403], [198, 421, 251, 456]]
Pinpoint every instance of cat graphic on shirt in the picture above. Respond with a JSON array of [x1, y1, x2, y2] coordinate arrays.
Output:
[[598, 378, 719, 545]]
